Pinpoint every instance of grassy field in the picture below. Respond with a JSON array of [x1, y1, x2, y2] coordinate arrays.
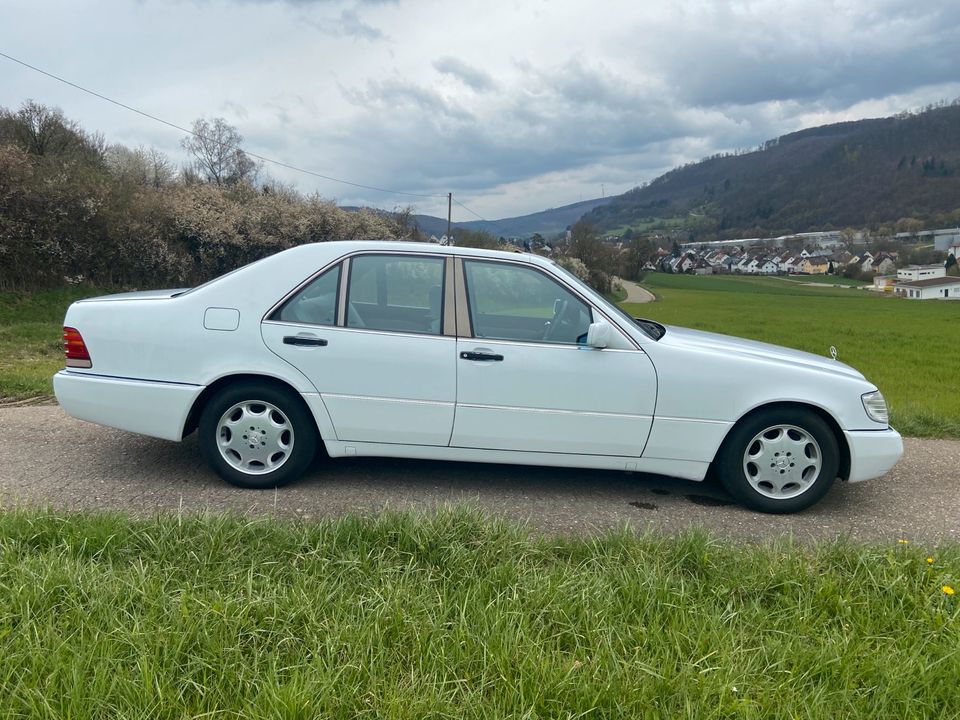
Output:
[[783, 274, 870, 287], [0, 286, 105, 400], [0, 508, 956, 718], [625, 274, 960, 438]]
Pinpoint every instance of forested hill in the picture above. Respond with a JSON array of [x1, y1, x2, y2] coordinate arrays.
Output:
[[584, 104, 960, 239]]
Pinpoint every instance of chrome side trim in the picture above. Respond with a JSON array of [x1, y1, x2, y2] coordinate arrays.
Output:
[[322, 393, 454, 407], [457, 402, 652, 420]]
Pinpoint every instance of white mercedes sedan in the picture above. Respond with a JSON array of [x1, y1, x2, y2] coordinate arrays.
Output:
[[54, 241, 902, 513]]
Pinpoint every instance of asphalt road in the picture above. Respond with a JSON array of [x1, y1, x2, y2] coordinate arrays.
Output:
[[620, 280, 656, 304], [1, 406, 958, 544]]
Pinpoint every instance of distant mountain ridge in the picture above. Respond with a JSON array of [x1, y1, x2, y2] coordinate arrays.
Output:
[[583, 103, 960, 240], [456, 197, 612, 237], [350, 197, 612, 240]]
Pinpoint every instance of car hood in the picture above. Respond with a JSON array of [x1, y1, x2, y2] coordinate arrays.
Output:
[[658, 326, 866, 380]]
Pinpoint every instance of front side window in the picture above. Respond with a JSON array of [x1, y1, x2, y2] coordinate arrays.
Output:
[[273, 264, 340, 325], [347, 254, 445, 335], [463, 260, 591, 345]]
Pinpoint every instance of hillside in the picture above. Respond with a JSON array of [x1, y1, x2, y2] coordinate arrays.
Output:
[[457, 197, 612, 238], [584, 103, 960, 239], [348, 197, 610, 239]]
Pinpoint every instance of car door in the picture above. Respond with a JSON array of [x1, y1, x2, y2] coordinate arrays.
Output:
[[261, 253, 457, 446], [450, 258, 657, 457]]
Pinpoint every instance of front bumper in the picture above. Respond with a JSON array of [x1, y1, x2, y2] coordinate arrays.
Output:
[[53, 371, 203, 442], [843, 427, 904, 482]]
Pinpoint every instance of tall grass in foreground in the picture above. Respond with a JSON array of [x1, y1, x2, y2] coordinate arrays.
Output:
[[0, 509, 957, 718]]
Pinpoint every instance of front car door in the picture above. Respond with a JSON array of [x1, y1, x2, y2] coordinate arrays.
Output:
[[450, 257, 657, 457], [262, 252, 457, 446]]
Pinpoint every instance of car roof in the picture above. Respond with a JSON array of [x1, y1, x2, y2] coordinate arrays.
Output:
[[302, 240, 552, 266]]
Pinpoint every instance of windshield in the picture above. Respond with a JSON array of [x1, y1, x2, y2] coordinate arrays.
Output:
[[549, 262, 664, 341]]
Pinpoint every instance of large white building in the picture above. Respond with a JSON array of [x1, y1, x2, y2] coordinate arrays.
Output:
[[897, 265, 946, 282], [894, 276, 960, 299]]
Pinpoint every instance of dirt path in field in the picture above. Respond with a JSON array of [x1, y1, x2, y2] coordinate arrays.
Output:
[[1, 406, 957, 544], [620, 280, 655, 303]]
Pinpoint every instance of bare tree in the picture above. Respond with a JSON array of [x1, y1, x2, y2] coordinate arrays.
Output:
[[106, 145, 175, 188], [181, 117, 260, 186], [0, 100, 98, 159]]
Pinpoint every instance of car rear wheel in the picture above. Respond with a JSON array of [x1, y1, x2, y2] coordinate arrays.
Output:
[[716, 408, 839, 513], [198, 381, 318, 489]]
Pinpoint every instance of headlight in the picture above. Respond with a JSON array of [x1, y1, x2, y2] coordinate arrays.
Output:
[[861, 391, 889, 424]]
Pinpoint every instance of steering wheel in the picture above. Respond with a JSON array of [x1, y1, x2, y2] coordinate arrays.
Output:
[[542, 299, 569, 341]]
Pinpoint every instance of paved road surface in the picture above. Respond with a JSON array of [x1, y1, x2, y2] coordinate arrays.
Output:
[[620, 280, 655, 304], [1, 406, 957, 544]]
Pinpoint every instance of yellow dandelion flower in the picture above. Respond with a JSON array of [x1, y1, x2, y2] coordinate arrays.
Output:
[[898, 539, 909, 545], [943, 586, 955, 596], [927, 557, 934, 564]]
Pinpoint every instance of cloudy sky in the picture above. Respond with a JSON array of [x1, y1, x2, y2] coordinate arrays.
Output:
[[3, 0, 960, 220]]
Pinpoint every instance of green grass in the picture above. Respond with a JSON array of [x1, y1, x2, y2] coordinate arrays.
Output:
[[784, 274, 870, 287], [0, 508, 957, 718], [605, 282, 627, 303], [0, 286, 108, 400], [625, 274, 960, 437]]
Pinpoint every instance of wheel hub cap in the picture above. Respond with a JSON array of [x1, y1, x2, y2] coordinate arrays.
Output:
[[742, 424, 822, 499], [215, 400, 294, 476]]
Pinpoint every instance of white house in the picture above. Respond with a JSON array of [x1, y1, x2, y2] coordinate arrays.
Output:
[[897, 265, 946, 282], [756, 258, 779, 274], [781, 255, 801, 273], [871, 254, 897, 275], [894, 277, 960, 299]]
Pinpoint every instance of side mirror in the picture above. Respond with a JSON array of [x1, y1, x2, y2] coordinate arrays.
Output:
[[586, 321, 612, 348]]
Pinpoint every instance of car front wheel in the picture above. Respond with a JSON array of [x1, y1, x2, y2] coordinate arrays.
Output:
[[716, 408, 839, 513], [198, 381, 318, 489]]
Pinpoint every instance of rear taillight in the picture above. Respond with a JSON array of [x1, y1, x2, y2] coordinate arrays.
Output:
[[63, 327, 92, 368]]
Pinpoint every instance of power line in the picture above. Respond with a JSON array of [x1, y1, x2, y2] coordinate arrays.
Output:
[[453, 198, 488, 222], [0, 50, 447, 199]]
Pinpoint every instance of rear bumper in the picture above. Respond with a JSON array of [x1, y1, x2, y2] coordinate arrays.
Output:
[[844, 428, 904, 482], [53, 371, 203, 441]]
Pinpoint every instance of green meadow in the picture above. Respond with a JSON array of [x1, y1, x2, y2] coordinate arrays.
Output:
[[624, 273, 960, 438]]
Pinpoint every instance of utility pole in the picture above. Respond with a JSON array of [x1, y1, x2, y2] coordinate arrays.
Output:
[[601, 184, 605, 198], [446, 192, 452, 245]]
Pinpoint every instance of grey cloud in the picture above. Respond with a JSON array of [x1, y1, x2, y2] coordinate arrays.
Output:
[[433, 57, 497, 92], [341, 78, 474, 121], [335, 8, 385, 40], [639, 2, 960, 110], [302, 8, 386, 40]]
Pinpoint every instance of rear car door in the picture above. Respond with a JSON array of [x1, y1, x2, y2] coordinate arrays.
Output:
[[262, 252, 457, 446]]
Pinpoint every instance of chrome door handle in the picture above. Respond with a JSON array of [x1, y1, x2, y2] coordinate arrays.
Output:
[[283, 336, 328, 347], [460, 351, 503, 361]]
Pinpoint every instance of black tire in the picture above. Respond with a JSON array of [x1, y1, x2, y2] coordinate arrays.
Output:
[[198, 381, 318, 489], [715, 407, 839, 513]]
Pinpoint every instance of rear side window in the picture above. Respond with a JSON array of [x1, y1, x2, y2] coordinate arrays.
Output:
[[273, 264, 341, 325], [347, 255, 445, 335]]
